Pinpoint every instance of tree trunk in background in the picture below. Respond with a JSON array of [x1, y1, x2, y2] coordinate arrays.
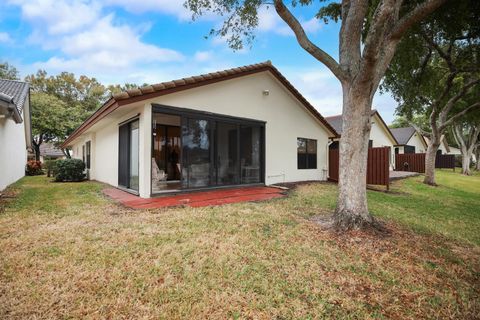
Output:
[[32, 135, 43, 162], [63, 148, 71, 159], [334, 84, 374, 229], [424, 138, 440, 185], [461, 150, 472, 175], [476, 148, 480, 171]]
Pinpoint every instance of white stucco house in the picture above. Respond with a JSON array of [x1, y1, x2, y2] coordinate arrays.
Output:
[[325, 110, 398, 169], [390, 126, 428, 154], [423, 135, 451, 154], [0, 79, 32, 191], [62, 62, 338, 198]]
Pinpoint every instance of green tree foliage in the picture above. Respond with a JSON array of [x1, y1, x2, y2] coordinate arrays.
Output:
[[0, 62, 19, 80], [26, 71, 110, 158], [382, 0, 480, 184], [30, 92, 70, 159]]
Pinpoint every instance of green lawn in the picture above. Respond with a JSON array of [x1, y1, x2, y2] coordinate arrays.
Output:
[[1, 171, 479, 319]]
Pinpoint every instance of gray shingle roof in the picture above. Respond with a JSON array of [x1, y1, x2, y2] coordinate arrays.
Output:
[[324, 114, 342, 134], [40, 142, 65, 157], [0, 79, 29, 113], [390, 127, 416, 145]]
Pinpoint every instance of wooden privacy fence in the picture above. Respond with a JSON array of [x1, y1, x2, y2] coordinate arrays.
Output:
[[395, 153, 456, 173], [436, 154, 455, 170], [395, 153, 425, 173], [328, 147, 390, 188]]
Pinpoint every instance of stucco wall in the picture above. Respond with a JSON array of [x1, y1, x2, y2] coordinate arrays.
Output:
[[369, 114, 396, 168], [147, 72, 332, 187], [0, 117, 27, 191], [406, 133, 426, 153], [68, 71, 333, 198]]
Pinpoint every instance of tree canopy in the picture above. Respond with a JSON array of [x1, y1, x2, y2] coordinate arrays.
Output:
[[0, 62, 20, 80]]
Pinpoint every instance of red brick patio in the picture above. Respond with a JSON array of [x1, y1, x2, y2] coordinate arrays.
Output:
[[103, 186, 287, 209]]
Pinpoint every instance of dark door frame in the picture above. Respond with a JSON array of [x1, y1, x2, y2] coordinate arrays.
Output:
[[118, 117, 140, 194], [151, 104, 266, 196]]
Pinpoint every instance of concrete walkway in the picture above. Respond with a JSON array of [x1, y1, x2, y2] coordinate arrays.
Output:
[[389, 171, 420, 181], [103, 186, 287, 209]]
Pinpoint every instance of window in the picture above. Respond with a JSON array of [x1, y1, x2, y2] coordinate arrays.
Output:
[[297, 138, 317, 169], [82, 145, 85, 163], [86, 141, 91, 169]]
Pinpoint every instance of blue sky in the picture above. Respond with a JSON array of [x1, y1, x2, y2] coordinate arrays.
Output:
[[0, 0, 398, 122]]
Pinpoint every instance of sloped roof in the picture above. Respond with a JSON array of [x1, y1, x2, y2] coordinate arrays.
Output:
[[62, 61, 338, 147], [0, 79, 29, 112], [324, 114, 342, 133], [324, 110, 398, 144], [40, 142, 65, 157], [0, 79, 29, 123], [390, 127, 416, 145]]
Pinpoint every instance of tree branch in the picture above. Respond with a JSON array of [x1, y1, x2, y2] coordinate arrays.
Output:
[[441, 102, 480, 130], [421, 31, 456, 71], [340, 0, 368, 72], [440, 78, 480, 124], [273, 0, 346, 82], [390, 0, 447, 40], [410, 121, 431, 137]]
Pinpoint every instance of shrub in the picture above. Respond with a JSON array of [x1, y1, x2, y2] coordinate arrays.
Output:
[[26, 160, 44, 176], [54, 159, 85, 182], [44, 159, 58, 177]]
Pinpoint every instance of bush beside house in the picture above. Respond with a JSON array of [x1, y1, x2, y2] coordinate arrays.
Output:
[[54, 159, 85, 182], [25, 160, 43, 176]]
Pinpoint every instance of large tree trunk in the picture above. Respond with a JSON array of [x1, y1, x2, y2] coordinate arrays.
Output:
[[461, 150, 472, 175], [333, 85, 374, 230], [424, 138, 440, 185], [476, 148, 480, 171]]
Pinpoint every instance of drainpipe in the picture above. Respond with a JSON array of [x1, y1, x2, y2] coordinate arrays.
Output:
[[325, 139, 334, 180]]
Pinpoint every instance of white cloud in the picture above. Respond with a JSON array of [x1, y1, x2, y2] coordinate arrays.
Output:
[[194, 50, 213, 62], [9, 0, 184, 80], [257, 6, 322, 37], [0, 32, 12, 43], [283, 66, 398, 123], [10, 0, 102, 35], [104, 0, 191, 20]]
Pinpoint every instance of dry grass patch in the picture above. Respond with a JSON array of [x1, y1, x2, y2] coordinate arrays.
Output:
[[0, 175, 479, 319]]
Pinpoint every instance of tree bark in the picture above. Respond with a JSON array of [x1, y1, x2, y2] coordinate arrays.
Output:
[[475, 147, 480, 171], [334, 84, 375, 230], [461, 150, 472, 175], [424, 137, 440, 185]]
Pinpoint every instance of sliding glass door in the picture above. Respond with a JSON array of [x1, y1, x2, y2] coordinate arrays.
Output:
[[152, 105, 264, 193], [118, 119, 139, 192], [182, 118, 212, 188], [216, 122, 239, 185]]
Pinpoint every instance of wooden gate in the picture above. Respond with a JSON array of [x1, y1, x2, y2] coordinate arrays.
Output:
[[328, 147, 390, 187], [395, 153, 425, 173]]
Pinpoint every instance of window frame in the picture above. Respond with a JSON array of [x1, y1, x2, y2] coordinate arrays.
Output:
[[297, 137, 317, 170], [85, 141, 91, 169]]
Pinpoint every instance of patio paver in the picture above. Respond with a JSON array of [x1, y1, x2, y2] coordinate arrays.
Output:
[[103, 186, 287, 209]]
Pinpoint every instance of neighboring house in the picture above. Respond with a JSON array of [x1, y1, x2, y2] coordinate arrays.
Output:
[[390, 126, 428, 154], [423, 135, 451, 155], [0, 79, 32, 191], [62, 61, 338, 198], [325, 110, 398, 169], [31, 142, 66, 162]]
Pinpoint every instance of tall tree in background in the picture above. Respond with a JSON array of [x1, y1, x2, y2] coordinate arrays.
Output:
[[26, 71, 109, 157], [383, 0, 479, 185], [0, 62, 19, 80], [186, 0, 446, 230], [30, 93, 70, 160], [451, 111, 480, 175]]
